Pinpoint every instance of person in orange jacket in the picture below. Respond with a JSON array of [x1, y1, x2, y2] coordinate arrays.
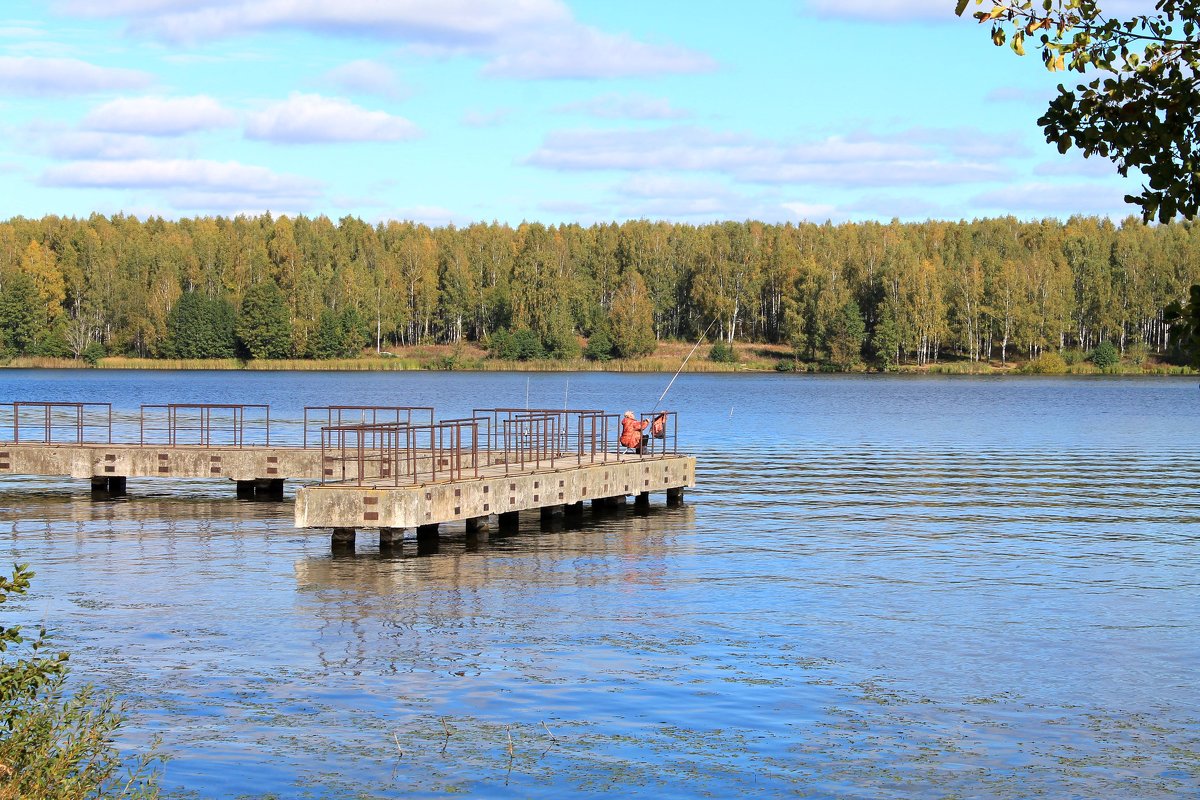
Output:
[[619, 410, 649, 452], [650, 411, 667, 439]]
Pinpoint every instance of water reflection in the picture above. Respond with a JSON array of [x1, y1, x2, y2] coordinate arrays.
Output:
[[0, 373, 1197, 798]]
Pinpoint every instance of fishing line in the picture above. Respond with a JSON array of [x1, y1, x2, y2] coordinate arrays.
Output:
[[653, 317, 719, 412]]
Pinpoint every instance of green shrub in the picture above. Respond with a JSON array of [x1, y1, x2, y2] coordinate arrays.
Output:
[[708, 340, 736, 363], [81, 341, 106, 367], [583, 328, 614, 361], [487, 328, 546, 361], [33, 332, 70, 359], [1090, 340, 1120, 370], [1020, 351, 1068, 374], [774, 358, 797, 372], [0, 564, 162, 799]]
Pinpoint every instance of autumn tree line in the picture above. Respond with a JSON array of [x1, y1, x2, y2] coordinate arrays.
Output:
[[0, 212, 1197, 368]]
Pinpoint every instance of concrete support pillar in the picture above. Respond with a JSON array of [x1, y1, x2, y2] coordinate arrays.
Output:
[[238, 478, 285, 501], [255, 478, 285, 500], [416, 523, 439, 541], [593, 495, 627, 512], [540, 504, 564, 530], [635, 491, 650, 512], [91, 476, 127, 496], [331, 527, 356, 550], [565, 501, 584, 519], [378, 527, 403, 548], [465, 516, 489, 534], [498, 511, 519, 532], [667, 487, 684, 507]]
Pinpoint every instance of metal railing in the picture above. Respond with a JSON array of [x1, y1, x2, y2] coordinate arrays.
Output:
[[319, 419, 483, 487], [637, 410, 679, 457], [4, 402, 113, 444], [303, 406, 434, 448], [139, 404, 271, 447], [317, 409, 683, 486], [472, 408, 604, 453]]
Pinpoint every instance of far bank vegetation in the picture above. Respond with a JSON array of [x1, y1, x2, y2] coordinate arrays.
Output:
[[0, 214, 1196, 374]]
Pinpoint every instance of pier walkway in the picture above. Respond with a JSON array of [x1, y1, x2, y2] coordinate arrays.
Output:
[[0, 403, 694, 548]]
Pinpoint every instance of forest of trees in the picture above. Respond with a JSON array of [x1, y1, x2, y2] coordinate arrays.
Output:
[[0, 212, 1197, 369]]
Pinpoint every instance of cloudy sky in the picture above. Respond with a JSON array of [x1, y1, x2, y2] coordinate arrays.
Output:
[[0, 0, 1150, 225]]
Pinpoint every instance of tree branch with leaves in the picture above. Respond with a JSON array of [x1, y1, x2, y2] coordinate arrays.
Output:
[[958, 0, 1200, 221]]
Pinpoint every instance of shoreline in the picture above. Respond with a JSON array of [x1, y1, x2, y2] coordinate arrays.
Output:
[[0, 354, 1192, 377]]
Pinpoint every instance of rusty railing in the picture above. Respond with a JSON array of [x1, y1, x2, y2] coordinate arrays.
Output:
[[139, 403, 271, 447], [303, 405, 434, 449], [319, 418, 484, 487], [6, 402, 113, 444], [638, 410, 679, 457]]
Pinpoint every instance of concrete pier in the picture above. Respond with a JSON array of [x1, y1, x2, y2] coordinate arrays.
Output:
[[0, 403, 695, 552], [1, 443, 319, 498], [295, 453, 695, 549]]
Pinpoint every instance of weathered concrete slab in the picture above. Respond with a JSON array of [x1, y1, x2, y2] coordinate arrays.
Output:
[[0, 444, 323, 482], [294, 455, 695, 530]]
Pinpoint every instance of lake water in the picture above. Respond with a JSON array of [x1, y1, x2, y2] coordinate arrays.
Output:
[[1, 370, 1197, 798]]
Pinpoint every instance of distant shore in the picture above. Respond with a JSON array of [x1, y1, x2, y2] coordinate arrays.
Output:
[[1, 341, 1193, 376]]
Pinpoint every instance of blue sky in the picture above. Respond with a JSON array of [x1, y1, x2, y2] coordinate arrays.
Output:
[[0, 0, 1153, 225]]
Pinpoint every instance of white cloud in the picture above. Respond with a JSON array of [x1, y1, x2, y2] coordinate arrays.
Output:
[[782, 201, 839, 221], [319, 59, 406, 98], [41, 158, 321, 198], [83, 95, 236, 136], [556, 93, 690, 120], [167, 190, 317, 215], [893, 126, 1031, 160], [45, 131, 163, 160], [803, 0, 1158, 22], [461, 108, 512, 128], [526, 125, 1011, 187], [245, 93, 420, 143], [971, 181, 1133, 216], [617, 174, 733, 199], [1033, 155, 1120, 178], [0, 25, 46, 38], [57, 0, 714, 80], [62, 0, 571, 44], [0, 56, 151, 96], [382, 205, 460, 226], [526, 126, 764, 172], [841, 194, 952, 219], [739, 161, 1009, 186], [482, 28, 716, 79], [985, 86, 1055, 104]]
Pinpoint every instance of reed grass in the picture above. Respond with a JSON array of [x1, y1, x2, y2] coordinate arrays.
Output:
[[2, 348, 1193, 376]]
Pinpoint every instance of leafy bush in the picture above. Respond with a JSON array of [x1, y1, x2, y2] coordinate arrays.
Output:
[[0, 564, 161, 799], [1020, 351, 1068, 374], [774, 358, 798, 372], [583, 328, 614, 361], [708, 340, 736, 363], [487, 328, 546, 361], [33, 332, 70, 359], [81, 341, 106, 367], [1090, 340, 1120, 369]]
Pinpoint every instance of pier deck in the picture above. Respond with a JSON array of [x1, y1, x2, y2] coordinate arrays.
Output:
[[297, 451, 695, 531], [0, 402, 695, 547]]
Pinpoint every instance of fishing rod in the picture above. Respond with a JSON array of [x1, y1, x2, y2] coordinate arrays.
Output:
[[652, 317, 720, 412]]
